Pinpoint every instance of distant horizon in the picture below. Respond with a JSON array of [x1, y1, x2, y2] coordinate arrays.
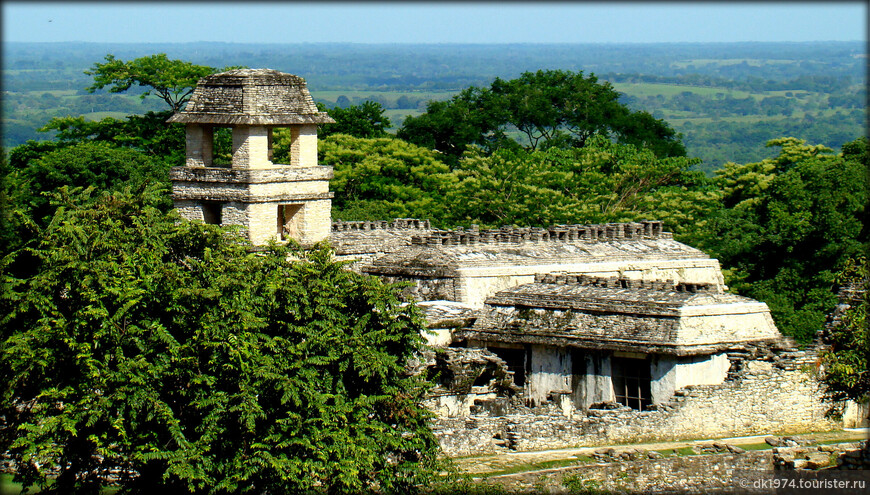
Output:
[[5, 39, 866, 46], [3, 3, 866, 44]]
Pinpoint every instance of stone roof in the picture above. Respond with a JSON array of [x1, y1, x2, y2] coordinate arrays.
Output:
[[365, 236, 708, 278], [459, 281, 781, 355], [168, 69, 335, 125], [415, 300, 479, 329]]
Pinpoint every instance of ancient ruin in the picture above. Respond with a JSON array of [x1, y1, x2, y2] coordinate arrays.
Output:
[[170, 70, 854, 457], [168, 69, 335, 246]]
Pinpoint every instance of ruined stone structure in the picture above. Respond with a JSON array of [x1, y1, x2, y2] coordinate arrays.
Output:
[[168, 69, 335, 246], [170, 71, 846, 457], [364, 221, 726, 307]]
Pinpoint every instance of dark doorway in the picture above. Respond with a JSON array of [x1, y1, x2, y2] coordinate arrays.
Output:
[[488, 346, 528, 387], [202, 201, 222, 225]]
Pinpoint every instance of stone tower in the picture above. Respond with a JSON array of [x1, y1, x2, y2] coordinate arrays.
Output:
[[168, 69, 335, 246]]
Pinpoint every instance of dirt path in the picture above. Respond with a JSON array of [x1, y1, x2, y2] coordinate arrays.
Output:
[[453, 428, 869, 476]]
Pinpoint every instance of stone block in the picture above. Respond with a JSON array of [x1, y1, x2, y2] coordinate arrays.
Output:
[[805, 453, 831, 469]]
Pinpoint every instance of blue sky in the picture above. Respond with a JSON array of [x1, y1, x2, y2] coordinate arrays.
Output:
[[3, 2, 866, 44]]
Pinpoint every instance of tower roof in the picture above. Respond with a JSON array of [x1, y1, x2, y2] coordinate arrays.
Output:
[[168, 68, 335, 126]]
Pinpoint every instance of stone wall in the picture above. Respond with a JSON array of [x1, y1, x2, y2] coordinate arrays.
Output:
[[409, 221, 667, 247], [488, 450, 776, 493], [432, 347, 839, 457], [378, 275, 456, 302], [330, 218, 434, 271], [773, 440, 870, 470]]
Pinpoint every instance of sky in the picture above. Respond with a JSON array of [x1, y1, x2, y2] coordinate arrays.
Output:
[[2, 2, 867, 45]]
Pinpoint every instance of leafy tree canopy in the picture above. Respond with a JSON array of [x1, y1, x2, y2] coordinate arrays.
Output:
[[38, 111, 186, 165], [398, 69, 686, 163], [2, 141, 169, 259], [700, 137, 868, 341], [0, 186, 441, 493], [821, 255, 869, 403], [317, 101, 392, 140], [446, 136, 711, 234], [27, 53, 238, 168], [318, 134, 459, 224], [85, 53, 223, 112]]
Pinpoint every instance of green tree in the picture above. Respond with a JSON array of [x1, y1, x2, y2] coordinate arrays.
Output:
[[38, 111, 186, 165], [85, 53, 219, 112], [7, 141, 168, 230], [397, 87, 511, 163], [317, 101, 392, 139], [820, 256, 869, 403], [398, 70, 685, 163], [446, 136, 712, 234], [0, 186, 441, 494], [20, 54, 239, 173], [700, 137, 868, 341], [318, 134, 459, 224]]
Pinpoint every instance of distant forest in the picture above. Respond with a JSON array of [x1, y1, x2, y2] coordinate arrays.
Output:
[[2, 41, 866, 174]]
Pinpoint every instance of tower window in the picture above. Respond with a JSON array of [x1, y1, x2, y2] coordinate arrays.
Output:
[[212, 127, 233, 167], [201, 202, 222, 225]]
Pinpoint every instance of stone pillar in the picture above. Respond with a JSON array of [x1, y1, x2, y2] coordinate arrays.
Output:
[[185, 124, 213, 167], [232, 125, 272, 169], [290, 124, 318, 167]]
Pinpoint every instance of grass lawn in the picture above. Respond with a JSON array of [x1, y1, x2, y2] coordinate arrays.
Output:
[[1, 474, 120, 494]]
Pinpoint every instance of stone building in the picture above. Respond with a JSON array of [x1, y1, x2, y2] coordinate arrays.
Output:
[[168, 69, 335, 246], [170, 70, 845, 456]]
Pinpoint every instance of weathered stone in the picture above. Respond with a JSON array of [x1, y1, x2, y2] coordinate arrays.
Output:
[[766, 436, 785, 447], [805, 453, 832, 469], [169, 69, 334, 247], [726, 444, 746, 454]]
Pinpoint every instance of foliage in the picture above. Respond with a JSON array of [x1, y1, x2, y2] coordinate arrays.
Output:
[[318, 101, 392, 139], [318, 134, 459, 224], [5, 42, 865, 172], [0, 149, 19, 257], [562, 474, 606, 494], [397, 88, 512, 162], [446, 136, 713, 235], [0, 186, 441, 493], [820, 256, 869, 402], [5, 141, 169, 232], [700, 137, 868, 341], [398, 70, 685, 163], [39, 110, 186, 165], [85, 54, 220, 112]]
